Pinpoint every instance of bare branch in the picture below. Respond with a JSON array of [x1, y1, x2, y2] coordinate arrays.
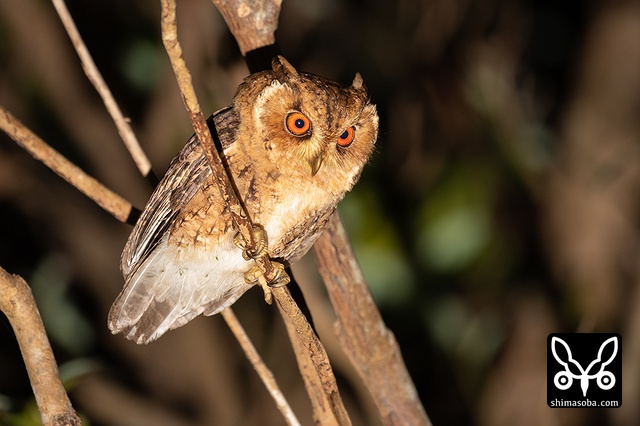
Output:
[[314, 213, 431, 426], [50, 0, 153, 179], [221, 309, 301, 426], [274, 286, 351, 426], [160, 0, 281, 287], [160, 1, 350, 422], [210, 0, 281, 55], [0, 266, 82, 426], [0, 105, 133, 223]]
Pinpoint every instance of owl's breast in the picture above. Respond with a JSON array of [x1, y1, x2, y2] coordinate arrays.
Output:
[[260, 188, 337, 263], [226, 155, 339, 264]]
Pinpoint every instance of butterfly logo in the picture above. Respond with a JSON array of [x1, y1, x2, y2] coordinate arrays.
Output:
[[551, 336, 618, 397]]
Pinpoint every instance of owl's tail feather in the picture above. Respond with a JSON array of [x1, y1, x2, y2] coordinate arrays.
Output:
[[109, 288, 250, 344], [108, 238, 252, 344]]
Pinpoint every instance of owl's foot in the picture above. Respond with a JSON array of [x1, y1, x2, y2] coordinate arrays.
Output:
[[244, 262, 290, 304], [233, 224, 268, 261], [235, 224, 289, 303]]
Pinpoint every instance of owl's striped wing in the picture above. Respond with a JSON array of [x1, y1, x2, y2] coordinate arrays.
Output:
[[120, 105, 239, 280], [120, 136, 208, 277], [109, 106, 242, 343]]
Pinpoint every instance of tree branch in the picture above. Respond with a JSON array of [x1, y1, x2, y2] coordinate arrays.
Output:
[[50, 0, 154, 180], [220, 309, 300, 426], [274, 286, 351, 425], [0, 266, 82, 426], [0, 105, 133, 223], [210, 0, 280, 55], [314, 213, 431, 426]]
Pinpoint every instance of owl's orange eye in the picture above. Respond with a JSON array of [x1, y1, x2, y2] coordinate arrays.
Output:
[[337, 127, 355, 147], [286, 112, 311, 136]]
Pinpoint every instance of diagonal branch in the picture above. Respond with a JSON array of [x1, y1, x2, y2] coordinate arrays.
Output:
[[162, 0, 350, 423], [221, 309, 300, 426], [50, 0, 154, 180], [314, 213, 432, 426], [274, 286, 351, 425], [0, 105, 133, 223], [160, 0, 280, 287]]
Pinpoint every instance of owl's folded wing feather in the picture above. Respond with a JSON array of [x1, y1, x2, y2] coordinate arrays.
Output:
[[120, 138, 207, 277], [109, 106, 244, 343], [120, 106, 239, 276]]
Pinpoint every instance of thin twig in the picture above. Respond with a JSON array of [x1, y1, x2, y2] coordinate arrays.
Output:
[[160, 0, 279, 286], [50, 0, 153, 179], [161, 1, 350, 423], [0, 105, 132, 223], [221, 309, 301, 426], [314, 213, 432, 426], [0, 266, 82, 426]]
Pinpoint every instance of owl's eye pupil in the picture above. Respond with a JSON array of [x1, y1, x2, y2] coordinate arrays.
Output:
[[295, 119, 306, 129], [339, 130, 349, 139]]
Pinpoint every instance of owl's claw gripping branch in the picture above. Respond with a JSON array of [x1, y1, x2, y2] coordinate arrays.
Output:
[[233, 224, 269, 261], [265, 262, 290, 288], [230, 207, 291, 302], [236, 224, 290, 302], [243, 262, 290, 304]]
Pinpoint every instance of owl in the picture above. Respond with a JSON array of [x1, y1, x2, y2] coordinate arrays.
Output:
[[108, 56, 378, 344]]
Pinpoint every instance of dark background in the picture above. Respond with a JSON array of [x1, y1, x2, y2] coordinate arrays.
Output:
[[1, 0, 640, 425]]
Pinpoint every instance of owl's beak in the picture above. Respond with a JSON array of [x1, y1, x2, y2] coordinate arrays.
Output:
[[309, 152, 325, 176]]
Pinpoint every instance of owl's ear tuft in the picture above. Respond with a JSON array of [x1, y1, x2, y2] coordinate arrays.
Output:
[[351, 73, 365, 91], [272, 56, 299, 82]]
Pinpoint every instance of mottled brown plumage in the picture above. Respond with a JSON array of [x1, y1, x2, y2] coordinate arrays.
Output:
[[108, 57, 378, 343]]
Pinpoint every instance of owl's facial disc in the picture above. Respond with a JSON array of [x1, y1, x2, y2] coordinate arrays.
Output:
[[308, 126, 355, 175]]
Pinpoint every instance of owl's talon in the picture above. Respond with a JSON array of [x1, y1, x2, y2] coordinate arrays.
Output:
[[243, 261, 289, 305], [243, 266, 273, 304], [266, 262, 290, 288], [233, 224, 268, 261], [243, 266, 262, 285]]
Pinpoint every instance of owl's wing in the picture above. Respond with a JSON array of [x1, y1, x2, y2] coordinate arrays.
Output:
[[120, 105, 239, 277], [120, 136, 208, 277], [109, 106, 245, 343]]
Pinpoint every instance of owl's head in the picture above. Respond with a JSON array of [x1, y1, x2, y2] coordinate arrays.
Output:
[[234, 56, 378, 195]]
